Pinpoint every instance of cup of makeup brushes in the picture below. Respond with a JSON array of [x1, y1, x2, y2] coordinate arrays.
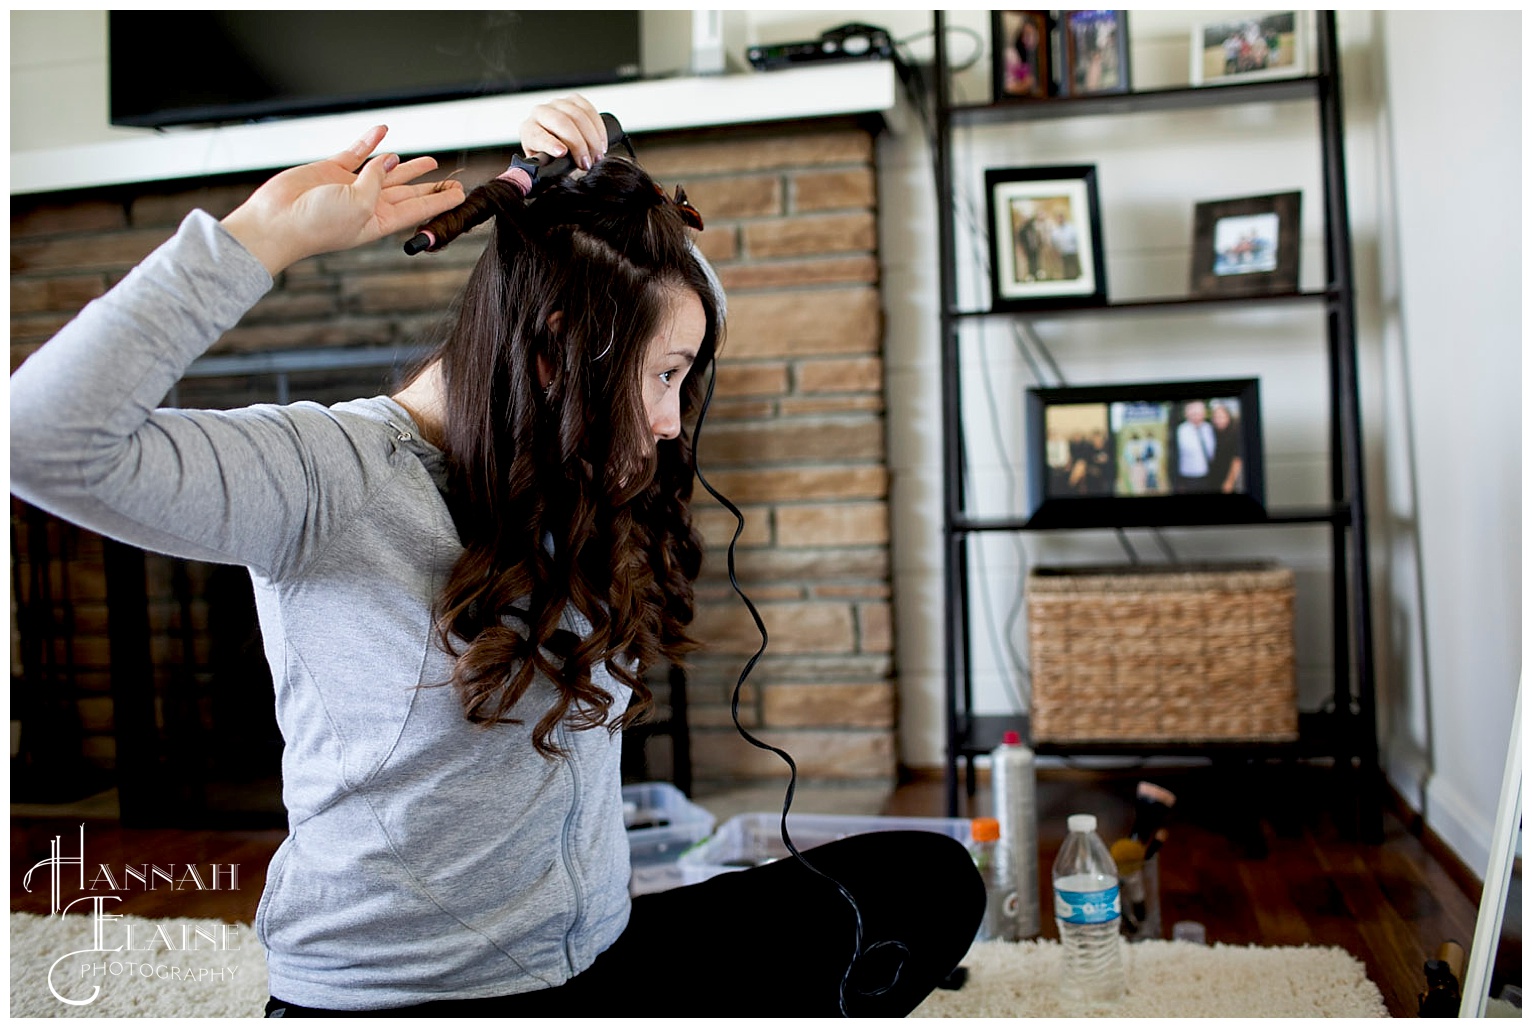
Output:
[[1111, 837, 1163, 941]]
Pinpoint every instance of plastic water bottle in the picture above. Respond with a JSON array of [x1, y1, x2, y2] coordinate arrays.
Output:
[[991, 730, 1039, 937], [969, 817, 1019, 942], [1053, 813, 1126, 1009]]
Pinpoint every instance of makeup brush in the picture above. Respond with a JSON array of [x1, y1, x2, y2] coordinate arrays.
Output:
[[1110, 835, 1149, 930], [1110, 836, 1146, 875], [1129, 781, 1177, 844], [1115, 781, 1174, 938]]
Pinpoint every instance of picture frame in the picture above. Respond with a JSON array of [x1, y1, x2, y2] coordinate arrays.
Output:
[[991, 11, 1053, 101], [1024, 378, 1266, 529], [1060, 10, 1131, 97], [1190, 191, 1301, 298], [985, 165, 1107, 311], [1190, 11, 1311, 87]]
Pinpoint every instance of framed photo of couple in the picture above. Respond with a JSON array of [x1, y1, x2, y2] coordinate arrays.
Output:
[[985, 165, 1107, 311], [1024, 378, 1266, 529]]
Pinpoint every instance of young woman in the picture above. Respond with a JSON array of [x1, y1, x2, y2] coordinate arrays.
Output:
[[11, 96, 982, 1016]]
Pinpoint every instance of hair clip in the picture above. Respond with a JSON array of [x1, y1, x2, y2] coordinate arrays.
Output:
[[673, 185, 704, 231], [654, 182, 703, 231]]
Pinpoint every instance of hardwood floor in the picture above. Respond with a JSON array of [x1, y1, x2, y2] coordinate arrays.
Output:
[[885, 762, 1489, 1018], [10, 761, 1493, 1017]]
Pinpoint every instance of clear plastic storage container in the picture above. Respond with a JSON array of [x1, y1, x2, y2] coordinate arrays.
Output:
[[674, 812, 973, 887], [621, 784, 716, 888]]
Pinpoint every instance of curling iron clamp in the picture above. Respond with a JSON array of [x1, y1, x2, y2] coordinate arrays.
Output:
[[404, 112, 629, 256]]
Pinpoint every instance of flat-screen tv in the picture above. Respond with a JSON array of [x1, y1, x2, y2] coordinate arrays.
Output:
[[109, 12, 643, 129]]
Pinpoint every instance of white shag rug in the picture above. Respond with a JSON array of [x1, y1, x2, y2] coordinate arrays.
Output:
[[10, 913, 268, 1018], [11, 913, 1388, 1018], [912, 937, 1389, 1018]]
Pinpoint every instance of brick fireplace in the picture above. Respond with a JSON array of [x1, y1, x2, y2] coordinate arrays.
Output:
[[9, 115, 897, 819]]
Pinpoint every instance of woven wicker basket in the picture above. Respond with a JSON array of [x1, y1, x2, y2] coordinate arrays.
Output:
[[1027, 562, 1297, 744]]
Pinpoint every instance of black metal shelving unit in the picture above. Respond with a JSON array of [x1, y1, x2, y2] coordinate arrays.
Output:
[[933, 11, 1381, 840]]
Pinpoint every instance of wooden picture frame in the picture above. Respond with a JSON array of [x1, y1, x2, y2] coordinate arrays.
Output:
[[1060, 10, 1130, 97], [991, 11, 1052, 101], [1190, 191, 1302, 298], [1191, 11, 1310, 87], [985, 165, 1107, 311], [1024, 378, 1267, 529]]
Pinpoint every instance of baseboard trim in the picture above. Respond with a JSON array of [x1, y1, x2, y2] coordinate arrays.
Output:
[[1383, 779, 1484, 905]]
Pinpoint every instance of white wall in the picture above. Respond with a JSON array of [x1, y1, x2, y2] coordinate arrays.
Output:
[[10, 11, 137, 150], [1371, 11, 1522, 877], [10, 10, 1521, 877]]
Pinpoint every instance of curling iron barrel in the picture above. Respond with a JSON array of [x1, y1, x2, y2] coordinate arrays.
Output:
[[404, 112, 628, 256]]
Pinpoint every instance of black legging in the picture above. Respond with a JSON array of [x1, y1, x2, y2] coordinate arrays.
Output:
[[264, 829, 984, 1017]]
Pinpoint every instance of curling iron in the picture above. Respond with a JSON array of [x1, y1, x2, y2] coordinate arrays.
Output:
[[403, 112, 628, 256]]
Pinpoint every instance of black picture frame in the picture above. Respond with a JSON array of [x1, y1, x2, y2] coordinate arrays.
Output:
[[991, 11, 1053, 101], [1060, 10, 1131, 97], [985, 165, 1107, 311], [1190, 191, 1302, 298], [1024, 378, 1266, 529]]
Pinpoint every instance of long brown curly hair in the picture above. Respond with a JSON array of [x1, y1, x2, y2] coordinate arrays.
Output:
[[407, 158, 721, 757]]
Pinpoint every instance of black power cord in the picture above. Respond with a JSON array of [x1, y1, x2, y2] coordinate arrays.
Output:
[[688, 359, 910, 1016]]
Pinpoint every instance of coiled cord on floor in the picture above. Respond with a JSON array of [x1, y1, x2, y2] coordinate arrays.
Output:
[[689, 360, 909, 1015]]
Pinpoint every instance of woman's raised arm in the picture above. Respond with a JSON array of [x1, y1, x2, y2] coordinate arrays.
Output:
[[221, 126, 465, 276], [11, 129, 465, 577]]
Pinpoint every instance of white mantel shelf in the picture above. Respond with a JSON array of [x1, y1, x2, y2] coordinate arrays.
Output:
[[12, 61, 900, 196]]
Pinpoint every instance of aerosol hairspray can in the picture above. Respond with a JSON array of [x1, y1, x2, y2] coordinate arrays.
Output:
[[992, 730, 1040, 937]]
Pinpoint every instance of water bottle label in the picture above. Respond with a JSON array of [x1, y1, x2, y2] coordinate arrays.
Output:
[[1054, 884, 1121, 924]]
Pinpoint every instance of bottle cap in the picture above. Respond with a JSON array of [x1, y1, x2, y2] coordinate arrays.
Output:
[[1002, 730, 1021, 745], [971, 817, 1000, 842], [1067, 813, 1097, 834]]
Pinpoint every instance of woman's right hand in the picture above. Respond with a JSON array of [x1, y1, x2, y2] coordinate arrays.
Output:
[[221, 125, 465, 277], [519, 94, 609, 171]]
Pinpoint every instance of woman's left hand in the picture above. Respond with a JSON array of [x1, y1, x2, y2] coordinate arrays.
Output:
[[222, 125, 465, 276]]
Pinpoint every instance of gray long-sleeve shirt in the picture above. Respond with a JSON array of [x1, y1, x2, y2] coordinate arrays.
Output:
[[10, 211, 632, 1009]]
